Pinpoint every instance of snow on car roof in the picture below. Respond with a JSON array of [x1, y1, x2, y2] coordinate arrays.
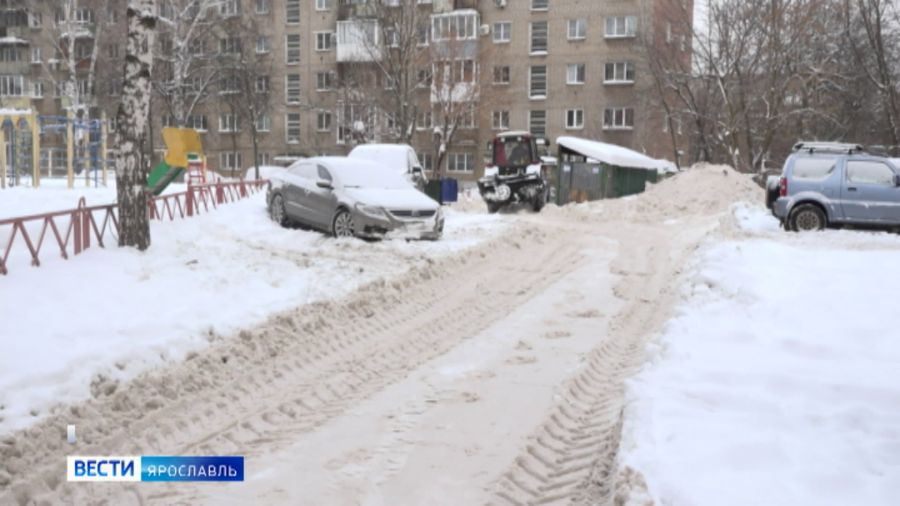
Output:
[[557, 136, 676, 173], [313, 156, 410, 188], [348, 144, 415, 174]]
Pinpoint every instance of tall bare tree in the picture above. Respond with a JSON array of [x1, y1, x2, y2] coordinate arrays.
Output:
[[115, 0, 157, 250]]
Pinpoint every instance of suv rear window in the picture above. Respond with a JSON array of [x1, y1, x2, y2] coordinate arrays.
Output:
[[792, 158, 836, 180]]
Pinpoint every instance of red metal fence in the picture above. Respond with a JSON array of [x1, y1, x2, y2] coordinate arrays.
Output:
[[1, 180, 267, 275]]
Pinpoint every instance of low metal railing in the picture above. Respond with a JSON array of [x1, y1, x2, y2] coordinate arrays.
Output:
[[0, 180, 267, 275]]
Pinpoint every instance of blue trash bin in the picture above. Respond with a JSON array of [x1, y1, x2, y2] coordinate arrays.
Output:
[[440, 178, 458, 203]]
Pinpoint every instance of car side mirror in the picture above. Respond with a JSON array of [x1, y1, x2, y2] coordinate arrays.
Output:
[[316, 179, 332, 189]]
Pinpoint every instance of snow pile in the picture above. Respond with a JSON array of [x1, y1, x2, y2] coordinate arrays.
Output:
[[618, 238, 900, 506], [0, 193, 508, 433], [627, 163, 760, 219]]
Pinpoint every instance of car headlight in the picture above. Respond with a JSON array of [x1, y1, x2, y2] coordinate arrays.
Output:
[[355, 204, 387, 219]]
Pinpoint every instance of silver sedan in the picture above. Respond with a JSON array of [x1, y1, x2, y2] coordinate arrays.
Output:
[[266, 156, 444, 240]]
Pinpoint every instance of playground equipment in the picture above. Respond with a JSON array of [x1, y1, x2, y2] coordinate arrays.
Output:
[[147, 127, 207, 195], [0, 108, 40, 190], [0, 105, 110, 190]]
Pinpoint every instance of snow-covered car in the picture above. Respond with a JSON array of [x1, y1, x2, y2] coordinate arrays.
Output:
[[267, 156, 443, 240], [347, 144, 428, 192]]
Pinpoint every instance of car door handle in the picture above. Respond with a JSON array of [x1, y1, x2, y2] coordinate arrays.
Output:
[[847, 187, 857, 192]]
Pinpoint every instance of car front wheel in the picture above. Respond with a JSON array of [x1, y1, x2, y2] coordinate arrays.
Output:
[[789, 204, 826, 232], [332, 209, 356, 238], [270, 194, 288, 227]]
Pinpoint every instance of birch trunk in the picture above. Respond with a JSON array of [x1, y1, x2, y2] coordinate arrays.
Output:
[[115, 0, 157, 250]]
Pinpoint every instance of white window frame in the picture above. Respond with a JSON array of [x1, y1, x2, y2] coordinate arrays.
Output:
[[604, 61, 635, 84], [315, 0, 331, 11], [566, 63, 585, 85], [603, 107, 635, 130], [493, 21, 511, 43], [256, 114, 272, 132], [567, 19, 586, 40], [493, 65, 510, 85], [316, 71, 334, 91], [256, 36, 270, 54], [529, 65, 547, 99], [492, 110, 510, 131], [285, 74, 301, 104], [286, 113, 302, 143], [531, 0, 549, 11], [315, 31, 334, 52], [529, 21, 548, 54], [255, 0, 270, 14], [447, 152, 474, 173], [286, 0, 300, 24], [316, 110, 332, 132], [529, 110, 547, 136], [286, 34, 301, 64], [605, 16, 638, 38], [219, 114, 240, 133], [565, 109, 584, 130]]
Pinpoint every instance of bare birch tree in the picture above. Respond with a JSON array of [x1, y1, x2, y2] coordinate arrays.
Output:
[[115, 0, 157, 249]]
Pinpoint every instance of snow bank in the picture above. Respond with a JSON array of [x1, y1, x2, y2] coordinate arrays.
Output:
[[0, 193, 507, 433], [619, 238, 900, 506]]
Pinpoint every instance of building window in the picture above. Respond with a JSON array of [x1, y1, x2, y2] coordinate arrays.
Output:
[[492, 110, 510, 130], [315, 0, 331, 11], [663, 114, 682, 134], [493, 21, 511, 43], [567, 19, 586, 40], [603, 107, 635, 130], [531, 0, 549, 11], [256, 36, 270, 53], [286, 34, 301, 64], [530, 21, 548, 54], [417, 110, 432, 130], [604, 62, 635, 84], [529, 65, 547, 99], [417, 24, 431, 46], [28, 11, 42, 28], [529, 110, 546, 136], [316, 72, 334, 91], [187, 115, 208, 131], [219, 74, 239, 94], [31, 47, 41, 64], [32, 80, 43, 98], [418, 152, 433, 171], [432, 11, 478, 41], [566, 63, 585, 85], [219, 114, 240, 132], [219, 0, 240, 17], [256, 75, 270, 93], [74, 8, 94, 24], [605, 16, 637, 38], [315, 32, 334, 51], [256, 115, 271, 132], [286, 113, 301, 143], [0, 47, 22, 62], [286, 0, 300, 23], [447, 152, 474, 172], [493, 66, 510, 85], [255, 0, 270, 14], [219, 37, 241, 54], [220, 152, 242, 171], [317, 111, 332, 131], [566, 109, 584, 129], [417, 68, 432, 87], [285, 74, 301, 104]]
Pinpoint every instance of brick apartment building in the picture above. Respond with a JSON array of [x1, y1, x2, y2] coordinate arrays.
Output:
[[1, 0, 692, 181]]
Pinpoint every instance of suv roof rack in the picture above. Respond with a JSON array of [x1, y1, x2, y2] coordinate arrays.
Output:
[[792, 141, 865, 154]]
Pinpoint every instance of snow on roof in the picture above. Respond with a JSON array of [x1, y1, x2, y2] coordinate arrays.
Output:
[[0, 36, 28, 45], [0, 108, 33, 116], [557, 136, 677, 173], [349, 144, 418, 175]]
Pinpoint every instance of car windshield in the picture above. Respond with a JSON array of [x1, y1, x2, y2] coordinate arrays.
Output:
[[494, 137, 533, 168], [332, 163, 411, 189]]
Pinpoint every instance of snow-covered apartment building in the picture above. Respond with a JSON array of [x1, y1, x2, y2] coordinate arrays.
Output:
[[1, 0, 691, 180]]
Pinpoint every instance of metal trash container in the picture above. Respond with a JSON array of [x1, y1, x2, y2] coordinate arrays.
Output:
[[440, 178, 458, 203], [425, 179, 442, 203]]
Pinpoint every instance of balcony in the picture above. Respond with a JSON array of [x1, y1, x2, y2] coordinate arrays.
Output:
[[336, 19, 381, 63]]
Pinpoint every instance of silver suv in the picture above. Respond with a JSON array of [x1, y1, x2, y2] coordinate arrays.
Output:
[[773, 142, 900, 231]]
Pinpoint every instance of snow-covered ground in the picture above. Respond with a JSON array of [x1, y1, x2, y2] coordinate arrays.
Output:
[[0, 191, 506, 433], [0, 177, 188, 219], [619, 206, 900, 506]]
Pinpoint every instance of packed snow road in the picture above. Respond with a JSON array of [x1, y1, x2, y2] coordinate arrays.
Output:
[[0, 165, 779, 505]]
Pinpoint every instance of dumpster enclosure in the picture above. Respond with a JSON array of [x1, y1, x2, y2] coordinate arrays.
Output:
[[555, 136, 676, 205]]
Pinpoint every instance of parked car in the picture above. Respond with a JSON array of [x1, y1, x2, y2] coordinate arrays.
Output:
[[267, 156, 443, 240], [348, 144, 428, 192], [773, 141, 900, 231]]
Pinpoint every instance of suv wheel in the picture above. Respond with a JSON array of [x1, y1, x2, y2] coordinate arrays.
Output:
[[789, 204, 826, 232]]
